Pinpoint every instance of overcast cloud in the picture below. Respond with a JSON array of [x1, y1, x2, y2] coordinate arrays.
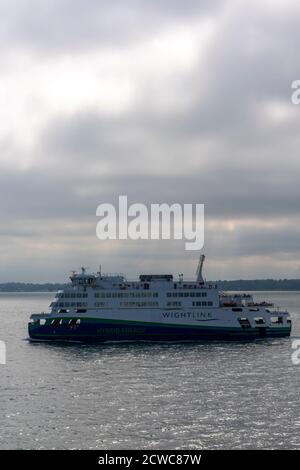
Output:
[[0, 0, 300, 282]]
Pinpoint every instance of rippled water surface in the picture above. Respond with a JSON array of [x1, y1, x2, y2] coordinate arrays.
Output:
[[1, 291, 300, 449]]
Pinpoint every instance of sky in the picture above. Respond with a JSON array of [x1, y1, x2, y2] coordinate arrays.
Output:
[[0, 0, 300, 282]]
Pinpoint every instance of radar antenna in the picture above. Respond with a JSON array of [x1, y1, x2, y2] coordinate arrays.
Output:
[[196, 254, 205, 283], [79, 266, 89, 275]]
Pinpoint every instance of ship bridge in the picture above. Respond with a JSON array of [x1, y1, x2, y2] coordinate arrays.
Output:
[[70, 267, 97, 286]]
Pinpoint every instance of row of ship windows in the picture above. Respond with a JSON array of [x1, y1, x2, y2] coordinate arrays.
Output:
[[53, 301, 159, 308], [55, 293, 88, 298], [95, 292, 159, 298], [120, 301, 159, 307], [97, 292, 208, 298], [167, 292, 207, 298], [53, 300, 213, 309], [55, 291, 209, 300], [53, 302, 88, 307], [94, 301, 159, 308], [193, 301, 213, 306], [167, 301, 213, 307]]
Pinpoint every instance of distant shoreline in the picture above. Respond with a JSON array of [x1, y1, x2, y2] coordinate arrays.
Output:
[[0, 280, 299, 292]]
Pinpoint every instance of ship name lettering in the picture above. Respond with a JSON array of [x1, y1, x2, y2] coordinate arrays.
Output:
[[162, 311, 211, 319]]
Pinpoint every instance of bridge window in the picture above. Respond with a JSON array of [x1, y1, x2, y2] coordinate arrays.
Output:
[[192, 301, 210, 307]]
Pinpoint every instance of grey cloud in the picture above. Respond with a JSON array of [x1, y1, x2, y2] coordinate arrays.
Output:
[[137, 4, 300, 139], [1, 160, 300, 232], [205, 223, 300, 258], [1, 0, 300, 280], [0, 0, 225, 52], [33, 103, 300, 219]]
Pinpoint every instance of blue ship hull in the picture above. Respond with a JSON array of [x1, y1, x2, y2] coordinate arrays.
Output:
[[28, 319, 291, 343]]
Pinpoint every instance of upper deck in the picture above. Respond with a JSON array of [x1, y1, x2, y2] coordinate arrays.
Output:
[[68, 267, 218, 291], [49, 266, 220, 312], [47, 258, 278, 314]]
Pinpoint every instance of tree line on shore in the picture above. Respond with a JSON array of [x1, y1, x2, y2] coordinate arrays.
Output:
[[0, 279, 300, 292]]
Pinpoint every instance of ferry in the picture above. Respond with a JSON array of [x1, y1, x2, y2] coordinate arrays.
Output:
[[28, 256, 292, 342]]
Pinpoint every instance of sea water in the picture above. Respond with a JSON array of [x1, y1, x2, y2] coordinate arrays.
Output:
[[0, 291, 300, 449]]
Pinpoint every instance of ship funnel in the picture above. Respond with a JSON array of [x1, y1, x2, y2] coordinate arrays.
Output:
[[196, 254, 205, 283]]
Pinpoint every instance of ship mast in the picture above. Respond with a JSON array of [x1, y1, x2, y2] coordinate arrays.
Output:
[[196, 254, 205, 283]]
